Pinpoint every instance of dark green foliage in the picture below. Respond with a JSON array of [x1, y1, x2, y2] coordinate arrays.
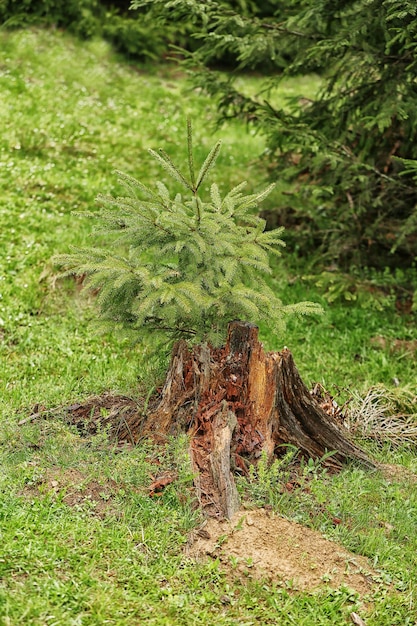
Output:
[[135, 0, 417, 270], [55, 122, 321, 346], [0, 0, 102, 38], [0, 0, 168, 61], [100, 10, 168, 60], [134, 0, 301, 71], [265, 0, 417, 269]]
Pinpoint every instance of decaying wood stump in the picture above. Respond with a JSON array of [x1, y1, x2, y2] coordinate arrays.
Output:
[[141, 321, 374, 519]]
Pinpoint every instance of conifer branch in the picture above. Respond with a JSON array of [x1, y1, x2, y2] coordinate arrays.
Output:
[[148, 148, 192, 190], [56, 120, 321, 346], [195, 141, 222, 191], [187, 118, 196, 187]]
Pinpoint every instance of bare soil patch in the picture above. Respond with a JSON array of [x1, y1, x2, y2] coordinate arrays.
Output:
[[22, 467, 121, 518], [187, 508, 380, 596], [380, 463, 417, 483]]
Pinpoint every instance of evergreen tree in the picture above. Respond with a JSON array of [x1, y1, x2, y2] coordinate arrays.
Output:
[[56, 122, 320, 346], [135, 0, 417, 270]]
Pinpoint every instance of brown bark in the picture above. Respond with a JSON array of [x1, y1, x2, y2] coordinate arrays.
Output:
[[141, 321, 374, 519]]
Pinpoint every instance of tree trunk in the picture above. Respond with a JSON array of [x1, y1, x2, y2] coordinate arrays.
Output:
[[141, 321, 374, 519]]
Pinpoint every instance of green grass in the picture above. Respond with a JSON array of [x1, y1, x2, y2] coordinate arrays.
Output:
[[269, 276, 417, 393], [1, 27, 417, 625], [0, 27, 269, 412]]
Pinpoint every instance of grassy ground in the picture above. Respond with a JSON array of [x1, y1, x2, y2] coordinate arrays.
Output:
[[1, 28, 417, 625]]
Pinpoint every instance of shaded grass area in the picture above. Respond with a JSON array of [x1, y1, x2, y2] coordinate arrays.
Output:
[[0, 27, 416, 625]]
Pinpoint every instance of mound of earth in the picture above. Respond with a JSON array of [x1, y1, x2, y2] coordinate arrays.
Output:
[[187, 508, 380, 596]]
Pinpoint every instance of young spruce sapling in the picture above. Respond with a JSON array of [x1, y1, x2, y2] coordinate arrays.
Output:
[[56, 120, 321, 346]]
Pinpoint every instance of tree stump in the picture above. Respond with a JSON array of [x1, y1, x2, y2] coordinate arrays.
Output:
[[141, 321, 374, 519]]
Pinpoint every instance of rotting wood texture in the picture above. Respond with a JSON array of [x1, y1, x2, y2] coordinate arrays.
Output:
[[139, 321, 374, 519]]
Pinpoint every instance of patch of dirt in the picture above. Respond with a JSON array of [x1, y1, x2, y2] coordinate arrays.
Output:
[[22, 467, 121, 518], [380, 463, 417, 483], [370, 336, 417, 354], [187, 508, 381, 596]]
